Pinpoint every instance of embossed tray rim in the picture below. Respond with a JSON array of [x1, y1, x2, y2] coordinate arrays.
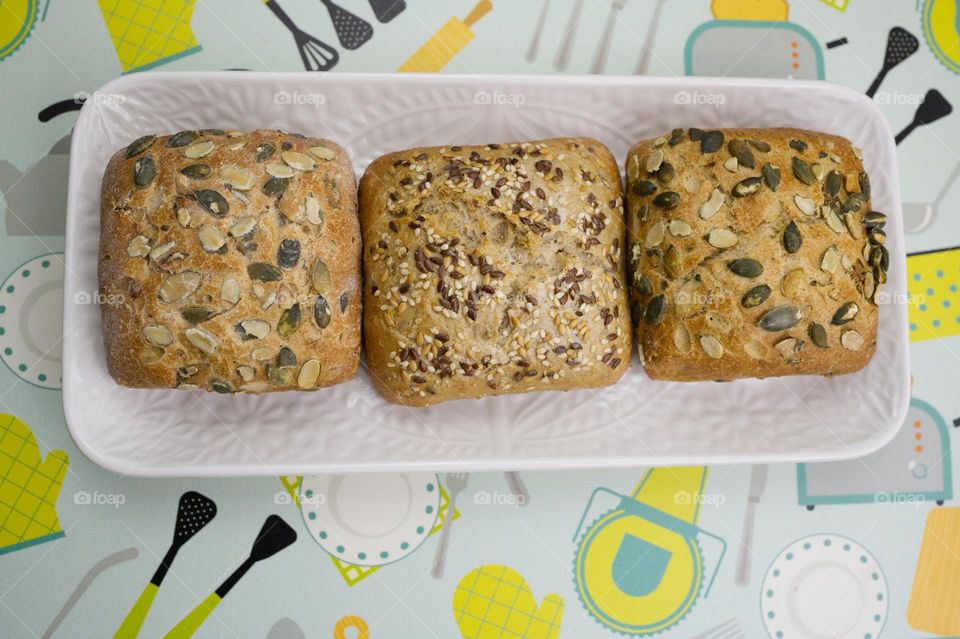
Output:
[[63, 72, 910, 476]]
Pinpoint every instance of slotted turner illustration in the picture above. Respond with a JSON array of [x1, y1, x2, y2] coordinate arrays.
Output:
[[114, 492, 217, 639], [162, 515, 297, 638], [896, 89, 953, 145], [264, 0, 339, 71], [320, 0, 373, 50], [866, 27, 918, 98]]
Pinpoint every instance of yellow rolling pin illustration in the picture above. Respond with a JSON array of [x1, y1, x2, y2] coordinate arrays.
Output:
[[398, 0, 492, 72], [573, 467, 727, 635], [907, 245, 960, 342]]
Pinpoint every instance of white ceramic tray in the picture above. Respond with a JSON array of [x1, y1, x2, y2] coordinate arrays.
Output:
[[63, 72, 910, 476]]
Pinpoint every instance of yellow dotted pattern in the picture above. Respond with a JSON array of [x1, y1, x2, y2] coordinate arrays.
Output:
[[907, 247, 960, 342], [96, 0, 200, 73], [453, 565, 564, 639]]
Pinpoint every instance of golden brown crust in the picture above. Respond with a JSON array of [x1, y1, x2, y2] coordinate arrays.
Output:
[[625, 127, 884, 382], [99, 129, 361, 392], [360, 138, 631, 406]]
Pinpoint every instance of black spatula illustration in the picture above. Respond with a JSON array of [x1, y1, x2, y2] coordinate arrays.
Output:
[[265, 0, 339, 71], [896, 89, 953, 145], [368, 0, 405, 23], [114, 492, 217, 639], [866, 27, 919, 98], [161, 515, 297, 638], [320, 0, 373, 50]]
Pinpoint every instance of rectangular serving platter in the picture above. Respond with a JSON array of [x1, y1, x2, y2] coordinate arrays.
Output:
[[63, 72, 910, 476]]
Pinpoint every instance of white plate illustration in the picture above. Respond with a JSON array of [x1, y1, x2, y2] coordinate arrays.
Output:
[[299, 472, 440, 567], [762, 534, 887, 639], [0, 253, 64, 389]]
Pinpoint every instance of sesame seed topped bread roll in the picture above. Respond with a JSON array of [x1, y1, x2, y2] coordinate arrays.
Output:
[[626, 127, 886, 382], [99, 129, 361, 393], [360, 138, 631, 406]]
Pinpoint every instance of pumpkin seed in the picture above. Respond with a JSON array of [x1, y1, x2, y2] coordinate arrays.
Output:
[[229, 216, 257, 238], [794, 194, 816, 216], [664, 245, 681, 277], [657, 162, 676, 185], [198, 224, 226, 252], [339, 292, 349, 313], [824, 170, 842, 197], [723, 157, 739, 172], [652, 136, 667, 148], [181, 306, 216, 324], [266, 163, 295, 178], [742, 284, 772, 308], [645, 221, 666, 247], [278, 303, 302, 337], [237, 365, 256, 382], [868, 227, 886, 245], [844, 212, 864, 239], [268, 365, 294, 386], [792, 157, 816, 186], [185, 327, 217, 354], [220, 166, 254, 190], [783, 221, 802, 253], [668, 128, 685, 146], [744, 339, 768, 360], [646, 149, 664, 172], [282, 151, 315, 171], [708, 228, 738, 249], [248, 262, 282, 281], [310, 259, 331, 294], [127, 235, 151, 257], [688, 128, 705, 141], [653, 191, 680, 209], [733, 176, 763, 197], [277, 239, 301, 269], [298, 359, 321, 388], [195, 189, 229, 217], [675, 279, 702, 318], [758, 305, 803, 331], [126, 135, 156, 158], [781, 268, 805, 297], [700, 130, 724, 153], [309, 146, 336, 161], [184, 140, 215, 159], [863, 211, 886, 228], [263, 177, 289, 198], [699, 335, 723, 359], [314, 295, 331, 328], [305, 196, 323, 226], [682, 174, 701, 193], [221, 279, 240, 305], [699, 188, 725, 219], [276, 346, 297, 368], [864, 271, 876, 303], [761, 163, 781, 192], [728, 258, 763, 278], [635, 272, 652, 297], [181, 164, 212, 181], [158, 271, 201, 303], [673, 325, 692, 353], [167, 131, 198, 148], [140, 344, 165, 365], [626, 156, 640, 182], [821, 246, 841, 274], [201, 129, 226, 136], [637, 203, 649, 222], [831, 301, 859, 325], [840, 329, 864, 351], [808, 322, 829, 348], [789, 139, 808, 152], [668, 219, 692, 236], [133, 156, 156, 188], [775, 337, 802, 362], [748, 139, 772, 152], [149, 241, 175, 261], [237, 319, 271, 340], [643, 294, 666, 325], [632, 180, 657, 196], [143, 325, 173, 346], [255, 142, 276, 163], [251, 347, 273, 361], [728, 139, 756, 168], [823, 205, 845, 234], [811, 162, 825, 182]]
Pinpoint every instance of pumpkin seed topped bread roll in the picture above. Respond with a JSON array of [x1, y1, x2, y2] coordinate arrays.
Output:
[[360, 138, 631, 406], [626, 128, 886, 381], [99, 129, 361, 392]]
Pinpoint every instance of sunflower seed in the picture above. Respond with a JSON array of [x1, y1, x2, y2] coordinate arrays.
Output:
[[263, 177, 289, 198], [185, 327, 217, 354], [863, 211, 886, 228], [143, 325, 173, 346], [255, 142, 276, 163], [675, 279, 702, 318], [821, 246, 841, 274], [742, 284, 772, 308], [184, 140, 215, 159], [278, 303, 302, 337], [282, 151, 316, 171], [728, 258, 763, 277], [198, 224, 225, 252], [314, 295, 331, 328], [646, 149, 664, 172], [310, 146, 336, 161], [643, 294, 666, 325], [728, 139, 756, 168], [632, 180, 657, 196], [220, 166, 254, 190], [811, 162, 825, 182], [195, 189, 229, 217], [758, 305, 803, 331], [133, 156, 156, 188], [859, 172, 871, 198], [673, 325, 692, 353], [653, 191, 680, 209], [167, 131, 198, 148], [824, 170, 842, 197], [251, 347, 273, 361], [220, 279, 240, 306], [744, 339, 768, 360], [237, 365, 256, 382], [236, 319, 270, 341], [723, 157, 739, 172], [783, 221, 802, 253], [158, 271, 201, 303], [707, 227, 738, 249], [126, 235, 151, 257], [298, 359, 321, 388], [664, 245, 681, 277], [634, 272, 652, 297], [868, 227, 886, 245], [789, 139, 808, 152], [669, 219, 692, 236], [148, 241, 175, 262], [682, 174, 701, 193], [645, 221, 666, 247], [775, 337, 802, 362], [822, 205, 845, 234], [842, 192, 866, 213], [870, 245, 889, 270], [248, 262, 282, 281], [794, 194, 816, 216], [304, 196, 323, 226], [792, 157, 816, 186], [864, 271, 876, 302], [701, 130, 724, 153], [699, 188, 725, 219], [840, 329, 864, 351], [831, 301, 859, 325], [699, 334, 723, 358], [733, 176, 763, 197], [229, 216, 257, 238], [181, 306, 216, 324], [781, 268, 805, 297], [126, 135, 156, 158], [844, 213, 864, 239], [626, 156, 640, 182]]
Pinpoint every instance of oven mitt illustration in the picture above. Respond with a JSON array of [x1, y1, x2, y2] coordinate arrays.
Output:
[[453, 565, 564, 639], [96, 0, 202, 74], [0, 414, 69, 555]]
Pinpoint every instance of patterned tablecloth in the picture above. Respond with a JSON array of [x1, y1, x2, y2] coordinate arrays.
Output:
[[2, 1, 960, 638]]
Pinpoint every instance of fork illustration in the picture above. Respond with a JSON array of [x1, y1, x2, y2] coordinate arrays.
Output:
[[432, 473, 469, 578]]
